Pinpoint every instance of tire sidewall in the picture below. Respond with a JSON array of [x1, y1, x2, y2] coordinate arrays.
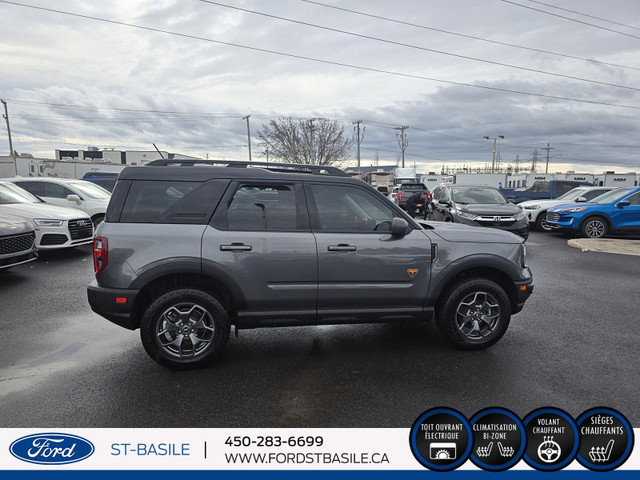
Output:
[[140, 289, 230, 369], [580, 216, 608, 238], [535, 211, 551, 231], [437, 278, 511, 350]]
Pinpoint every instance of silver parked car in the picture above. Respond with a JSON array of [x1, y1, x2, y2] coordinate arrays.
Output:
[[0, 213, 38, 270]]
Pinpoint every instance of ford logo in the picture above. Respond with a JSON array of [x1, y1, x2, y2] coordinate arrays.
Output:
[[9, 433, 95, 465]]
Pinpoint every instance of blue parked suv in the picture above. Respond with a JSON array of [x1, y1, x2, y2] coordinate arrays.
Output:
[[545, 187, 640, 238]]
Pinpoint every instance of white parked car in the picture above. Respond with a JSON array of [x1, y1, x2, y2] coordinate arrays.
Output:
[[4, 177, 111, 228], [0, 181, 94, 250], [519, 186, 614, 231]]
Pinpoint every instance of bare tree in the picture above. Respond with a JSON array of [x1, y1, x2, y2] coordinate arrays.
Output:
[[257, 117, 352, 166]]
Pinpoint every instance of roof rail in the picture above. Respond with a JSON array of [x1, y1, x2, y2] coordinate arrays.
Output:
[[144, 159, 351, 177]]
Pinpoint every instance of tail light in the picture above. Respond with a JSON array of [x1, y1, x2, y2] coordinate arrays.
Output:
[[93, 237, 108, 274], [398, 192, 402, 202]]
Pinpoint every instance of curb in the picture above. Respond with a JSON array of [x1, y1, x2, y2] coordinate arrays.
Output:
[[567, 238, 640, 256]]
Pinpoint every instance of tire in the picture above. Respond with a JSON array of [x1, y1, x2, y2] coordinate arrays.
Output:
[[436, 278, 511, 350], [92, 214, 105, 230], [579, 216, 608, 238], [140, 288, 230, 369], [534, 211, 552, 231]]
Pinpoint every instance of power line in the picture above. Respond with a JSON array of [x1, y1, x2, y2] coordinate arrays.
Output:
[[501, 0, 640, 40], [2, 1, 640, 111], [300, 0, 640, 72], [523, 0, 640, 32], [200, 0, 640, 93]]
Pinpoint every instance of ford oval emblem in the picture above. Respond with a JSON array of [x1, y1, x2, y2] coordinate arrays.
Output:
[[9, 433, 95, 465]]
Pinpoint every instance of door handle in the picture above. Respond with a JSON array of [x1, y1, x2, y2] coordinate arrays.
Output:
[[328, 244, 356, 252], [220, 243, 252, 251]]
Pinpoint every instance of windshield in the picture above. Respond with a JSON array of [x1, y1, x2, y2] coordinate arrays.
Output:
[[68, 181, 112, 199], [592, 189, 634, 204], [555, 188, 586, 201], [452, 188, 507, 205], [0, 183, 40, 204]]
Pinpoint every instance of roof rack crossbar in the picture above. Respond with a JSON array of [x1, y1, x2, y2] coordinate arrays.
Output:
[[144, 159, 350, 177]]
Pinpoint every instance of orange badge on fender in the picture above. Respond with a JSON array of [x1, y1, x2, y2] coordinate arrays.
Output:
[[407, 269, 418, 278]]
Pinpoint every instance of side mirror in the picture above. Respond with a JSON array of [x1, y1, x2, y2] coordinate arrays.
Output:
[[66, 194, 82, 204], [391, 217, 409, 237], [576, 196, 587, 203], [438, 199, 451, 207], [616, 200, 631, 207]]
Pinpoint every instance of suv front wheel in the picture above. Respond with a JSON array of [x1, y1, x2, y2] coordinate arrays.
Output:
[[436, 278, 511, 350], [140, 289, 231, 369]]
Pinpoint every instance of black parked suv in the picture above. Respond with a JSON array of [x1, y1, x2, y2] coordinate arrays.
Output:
[[88, 160, 533, 369]]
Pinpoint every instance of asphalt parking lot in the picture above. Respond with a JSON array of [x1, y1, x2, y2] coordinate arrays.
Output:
[[0, 230, 638, 428]]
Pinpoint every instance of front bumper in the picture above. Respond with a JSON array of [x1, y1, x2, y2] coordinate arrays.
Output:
[[513, 274, 534, 314], [456, 216, 530, 240], [87, 280, 140, 330]]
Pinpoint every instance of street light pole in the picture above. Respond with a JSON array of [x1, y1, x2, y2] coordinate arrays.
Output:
[[1, 99, 17, 175], [395, 126, 409, 168], [242, 115, 252, 161], [484, 135, 504, 173]]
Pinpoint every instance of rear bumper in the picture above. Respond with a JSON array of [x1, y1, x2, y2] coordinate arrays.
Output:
[[87, 280, 140, 330]]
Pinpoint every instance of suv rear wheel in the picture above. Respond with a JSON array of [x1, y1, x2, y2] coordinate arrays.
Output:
[[140, 289, 230, 369], [436, 278, 511, 350]]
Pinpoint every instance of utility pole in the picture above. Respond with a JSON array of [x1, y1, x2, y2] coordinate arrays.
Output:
[[352, 120, 364, 175], [395, 126, 409, 168], [531, 149, 539, 173], [242, 115, 252, 161], [542, 142, 555, 174], [483, 135, 504, 173], [1, 99, 17, 175]]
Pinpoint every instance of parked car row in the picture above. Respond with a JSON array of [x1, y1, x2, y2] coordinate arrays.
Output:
[[545, 186, 640, 238], [421, 182, 640, 240], [0, 177, 112, 271]]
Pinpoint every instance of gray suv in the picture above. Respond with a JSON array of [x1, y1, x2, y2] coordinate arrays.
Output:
[[88, 160, 533, 369]]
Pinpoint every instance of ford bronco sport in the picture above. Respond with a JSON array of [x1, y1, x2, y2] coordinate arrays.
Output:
[[88, 160, 533, 369]]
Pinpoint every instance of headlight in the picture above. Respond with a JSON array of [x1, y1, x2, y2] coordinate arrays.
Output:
[[457, 211, 478, 221], [33, 218, 64, 226], [513, 212, 526, 220], [561, 206, 588, 213], [523, 205, 540, 210]]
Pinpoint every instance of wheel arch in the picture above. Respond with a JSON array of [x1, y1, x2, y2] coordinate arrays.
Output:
[[130, 267, 246, 329], [579, 213, 611, 232], [429, 261, 520, 314]]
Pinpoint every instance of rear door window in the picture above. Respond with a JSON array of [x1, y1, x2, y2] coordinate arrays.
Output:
[[119, 179, 229, 224]]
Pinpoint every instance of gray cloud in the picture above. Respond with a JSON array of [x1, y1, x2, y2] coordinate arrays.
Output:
[[1, 0, 639, 173]]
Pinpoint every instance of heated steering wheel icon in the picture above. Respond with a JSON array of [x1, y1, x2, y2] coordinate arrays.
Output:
[[538, 436, 562, 463]]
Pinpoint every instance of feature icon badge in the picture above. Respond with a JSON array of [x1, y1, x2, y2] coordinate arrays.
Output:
[[469, 407, 526, 471], [409, 407, 472, 471], [523, 407, 579, 471], [576, 407, 634, 471]]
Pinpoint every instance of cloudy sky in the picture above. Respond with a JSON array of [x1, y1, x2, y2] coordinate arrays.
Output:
[[1, 0, 640, 174]]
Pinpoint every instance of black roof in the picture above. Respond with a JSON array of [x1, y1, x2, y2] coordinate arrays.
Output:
[[119, 159, 361, 184]]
